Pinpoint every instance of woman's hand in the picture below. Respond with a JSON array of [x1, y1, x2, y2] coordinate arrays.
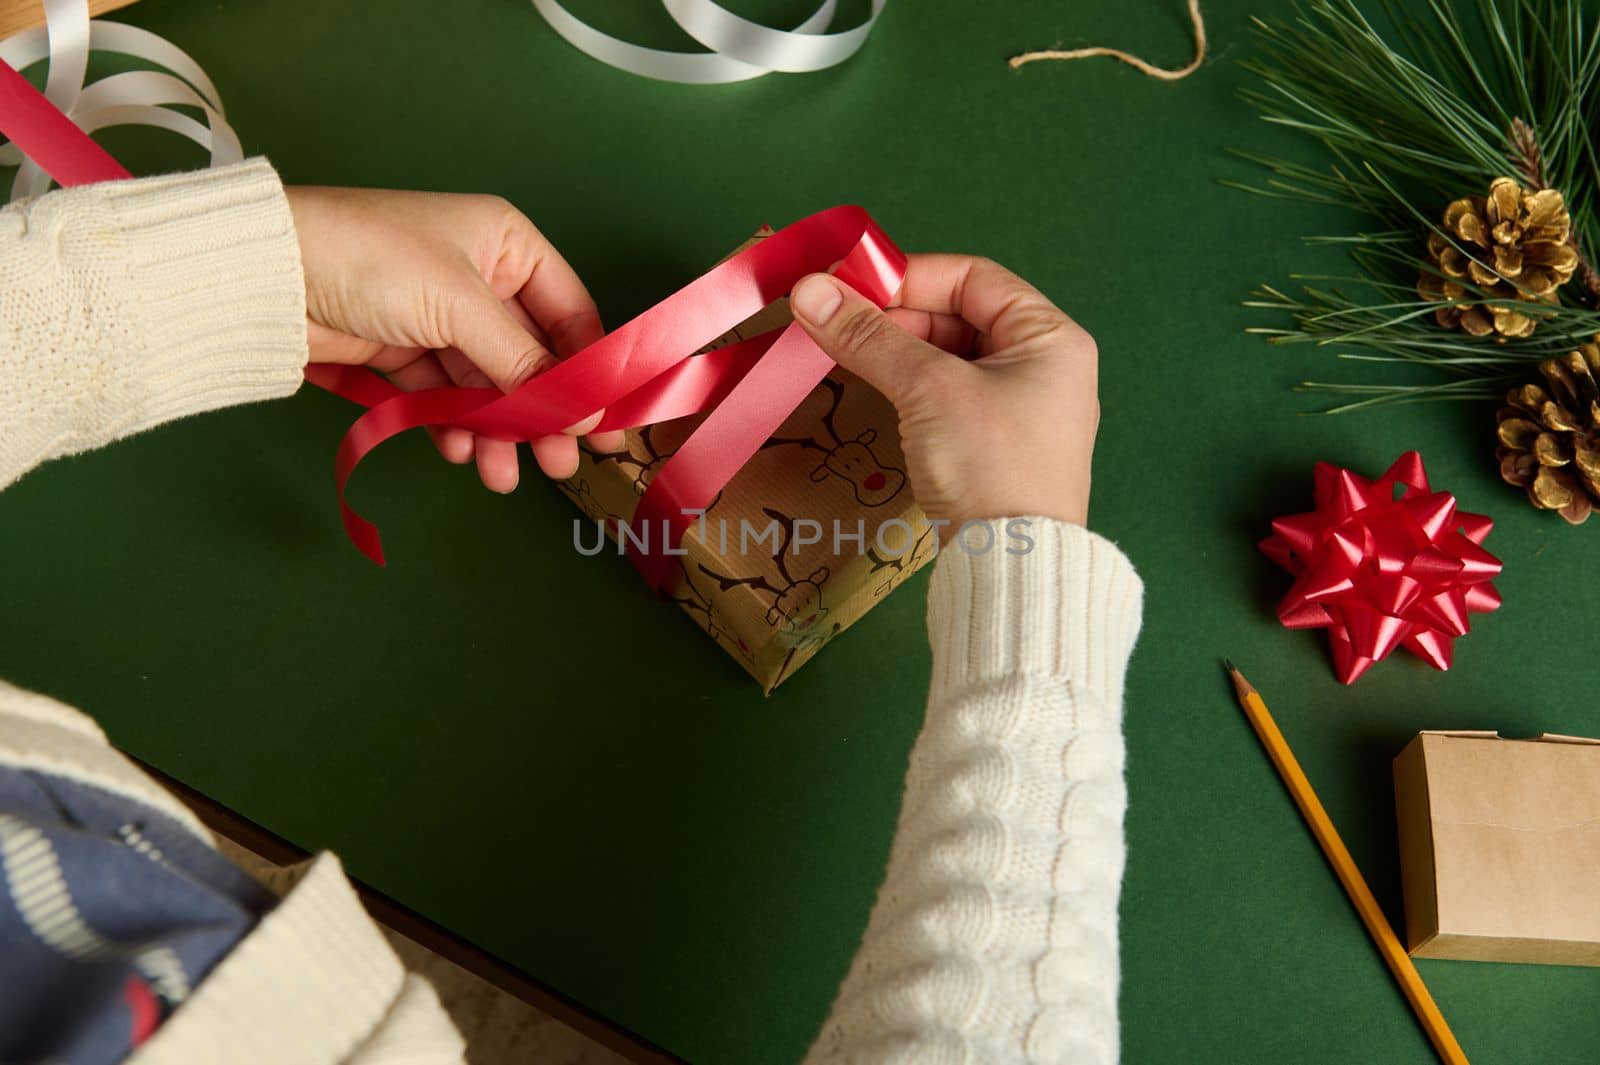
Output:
[[286, 187, 624, 491], [789, 255, 1097, 533]]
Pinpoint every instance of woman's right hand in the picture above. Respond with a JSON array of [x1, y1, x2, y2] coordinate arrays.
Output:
[[789, 255, 1098, 534]]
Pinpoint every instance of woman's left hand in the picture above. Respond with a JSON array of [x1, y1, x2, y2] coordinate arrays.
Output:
[[287, 186, 624, 492]]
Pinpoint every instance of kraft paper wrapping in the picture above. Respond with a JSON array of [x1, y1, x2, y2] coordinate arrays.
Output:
[[557, 231, 933, 691]]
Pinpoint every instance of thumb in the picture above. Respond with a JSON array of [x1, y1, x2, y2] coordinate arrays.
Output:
[[441, 280, 555, 394], [790, 274, 940, 405]]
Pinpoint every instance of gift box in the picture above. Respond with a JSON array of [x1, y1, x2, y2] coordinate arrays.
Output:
[[1393, 730, 1600, 966], [556, 230, 934, 691]]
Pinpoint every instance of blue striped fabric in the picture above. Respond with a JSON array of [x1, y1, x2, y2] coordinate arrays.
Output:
[[0, 767, 272, 1063]]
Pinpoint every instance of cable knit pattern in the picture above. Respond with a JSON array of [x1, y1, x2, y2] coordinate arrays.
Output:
[[804, 519, 1143, 1065], [0, 159, 308, 490]]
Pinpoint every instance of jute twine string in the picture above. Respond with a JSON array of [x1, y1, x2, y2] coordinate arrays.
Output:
[[1010, 0, 1207, 80]]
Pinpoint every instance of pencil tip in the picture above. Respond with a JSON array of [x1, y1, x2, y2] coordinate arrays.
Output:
[[1224, 660, 1257, 701]]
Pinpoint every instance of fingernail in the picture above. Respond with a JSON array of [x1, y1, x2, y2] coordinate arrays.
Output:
[[792, 275, 843, 326]]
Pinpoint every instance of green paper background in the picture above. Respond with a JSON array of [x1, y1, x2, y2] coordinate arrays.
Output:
[[3, 0, 1598, 1062]]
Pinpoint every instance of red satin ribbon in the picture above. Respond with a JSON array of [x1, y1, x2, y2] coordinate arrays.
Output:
[[308, 207, 905, 591], [0, 56, 908, 593], [0, 57, 132, 184], [1260, 452, 1503, 685]]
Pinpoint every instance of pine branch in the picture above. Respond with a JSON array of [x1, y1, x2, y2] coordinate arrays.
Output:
[[1507, 115, 1600, 299], [1238, 0, 1600, 411], [1509, 116, 1543, 187]]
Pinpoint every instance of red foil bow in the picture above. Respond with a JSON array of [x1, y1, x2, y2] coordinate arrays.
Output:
[[0, 56, 907, 595], [1259, 452, 1503, 685]]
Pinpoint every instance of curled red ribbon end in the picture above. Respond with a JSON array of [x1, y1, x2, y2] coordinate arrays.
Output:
[[309, 206, 907, 591], [1259, 452, 1503, 685]]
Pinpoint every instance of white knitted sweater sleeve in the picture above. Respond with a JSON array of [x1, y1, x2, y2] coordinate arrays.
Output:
[[0, 162, 467, 1062], [804, 518, 1144, 1065], [0, 159, 307, 491]]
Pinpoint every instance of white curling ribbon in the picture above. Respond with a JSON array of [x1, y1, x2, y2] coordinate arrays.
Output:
[[531, 0, 888, 84], [0, 0, 241, 201]]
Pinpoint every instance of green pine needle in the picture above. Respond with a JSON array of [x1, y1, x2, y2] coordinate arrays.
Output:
[[1239, 0, 1600, 411]]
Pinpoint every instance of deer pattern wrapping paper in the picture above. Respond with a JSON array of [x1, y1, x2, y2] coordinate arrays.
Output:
[[556, 230, 934, 691]]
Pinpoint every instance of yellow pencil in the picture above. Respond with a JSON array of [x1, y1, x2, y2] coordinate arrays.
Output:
[[1223, 661, 1469, 1065]]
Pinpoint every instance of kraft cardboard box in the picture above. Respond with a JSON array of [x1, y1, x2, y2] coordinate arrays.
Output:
[[556, 230, 934, 692], [1393, 730, 1600, 966]]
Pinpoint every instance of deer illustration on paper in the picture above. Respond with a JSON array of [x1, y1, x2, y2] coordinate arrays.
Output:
[[762, 377, 906, 507], [672, 560, 755, 665], [698, 507, 829, 636], [772, 620, 842, 688], [558, 476, 629, 543], [586, 425, 726, 512], [866, 524, 937, 598], [585, 425, 669, 497]]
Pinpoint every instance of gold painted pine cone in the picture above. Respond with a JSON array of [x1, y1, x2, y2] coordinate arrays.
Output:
[[1496, 339, 1600, 524], [1418, 177, 1578, 340]]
